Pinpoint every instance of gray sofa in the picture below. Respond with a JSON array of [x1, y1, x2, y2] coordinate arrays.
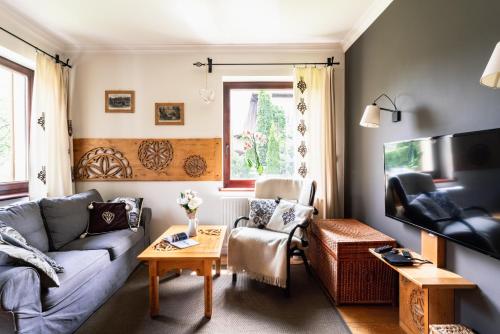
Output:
[[0, 189, 151, 334]]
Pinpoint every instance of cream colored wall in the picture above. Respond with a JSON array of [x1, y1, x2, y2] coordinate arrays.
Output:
[[71, 48, 345, 240]]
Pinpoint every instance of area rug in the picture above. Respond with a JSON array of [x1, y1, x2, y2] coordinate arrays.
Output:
[[76, 264, 350, 334]]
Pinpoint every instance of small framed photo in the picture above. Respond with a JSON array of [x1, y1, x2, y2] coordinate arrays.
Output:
[[155, 103, 184, 125], [105, 90, 135, 113]]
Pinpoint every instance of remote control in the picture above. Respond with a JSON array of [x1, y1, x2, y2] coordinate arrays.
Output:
[[374, 245, 393, 254], [401, 249, 412, 258]]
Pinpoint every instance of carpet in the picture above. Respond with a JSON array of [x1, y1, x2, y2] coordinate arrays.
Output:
[[76, 264, 350, 334]]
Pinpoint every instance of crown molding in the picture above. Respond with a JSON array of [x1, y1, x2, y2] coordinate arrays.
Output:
[[341, 0, 393, 52], [64, 42, 344, 55], [0, 2, 67, 54]]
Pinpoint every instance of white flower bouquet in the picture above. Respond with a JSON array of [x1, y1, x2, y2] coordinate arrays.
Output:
[[177, 190, 203, 219]]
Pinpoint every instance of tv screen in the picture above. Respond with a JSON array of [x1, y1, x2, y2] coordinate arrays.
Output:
[[384, 128, 500, 260]]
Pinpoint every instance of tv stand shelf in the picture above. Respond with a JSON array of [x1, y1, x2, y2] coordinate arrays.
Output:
[[369, 247, 476, 334], [369, 249, 475, 289]]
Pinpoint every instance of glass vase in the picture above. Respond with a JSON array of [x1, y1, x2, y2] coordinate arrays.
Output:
[[186, 211, 198, 237]]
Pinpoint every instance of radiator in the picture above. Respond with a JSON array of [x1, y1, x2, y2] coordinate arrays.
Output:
[[221, 197, 249, 253]]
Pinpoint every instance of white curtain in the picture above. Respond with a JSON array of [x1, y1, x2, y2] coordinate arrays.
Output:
[[29, 52, 74, 199], [293, 67, 344, 218]]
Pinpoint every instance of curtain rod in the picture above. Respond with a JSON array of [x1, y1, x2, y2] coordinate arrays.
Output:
[[0, 26, 72, 68], [193, 57, 339, 73]]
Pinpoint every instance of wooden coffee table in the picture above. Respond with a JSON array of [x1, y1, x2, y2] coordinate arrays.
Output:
[[137, 225, 227, 319]]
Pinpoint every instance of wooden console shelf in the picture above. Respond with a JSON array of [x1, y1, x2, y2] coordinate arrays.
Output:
[[369, 248, 476, 334]]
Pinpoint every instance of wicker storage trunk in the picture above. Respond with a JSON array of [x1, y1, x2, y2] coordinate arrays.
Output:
[[308, 219, 397, 305]]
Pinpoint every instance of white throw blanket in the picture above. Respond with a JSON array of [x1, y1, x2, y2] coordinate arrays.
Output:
[[228, 227, 301, 288]]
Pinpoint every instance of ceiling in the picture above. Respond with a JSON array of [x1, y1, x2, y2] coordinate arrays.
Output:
[[0, 0, 391, 51]]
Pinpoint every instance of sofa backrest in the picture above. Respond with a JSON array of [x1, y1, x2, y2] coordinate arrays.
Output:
[[39, 189, 103, 250], [0, 201, 49, 252]]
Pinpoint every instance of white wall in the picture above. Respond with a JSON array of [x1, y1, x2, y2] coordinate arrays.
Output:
[[71, 47, 345, 240]]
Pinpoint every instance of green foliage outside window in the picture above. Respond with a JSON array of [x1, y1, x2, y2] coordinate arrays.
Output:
[[385, 141, 423, 171]]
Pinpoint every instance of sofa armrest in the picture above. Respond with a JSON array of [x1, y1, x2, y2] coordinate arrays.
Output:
[[0, 266, 42, 333], [141, 207, 152, 245]]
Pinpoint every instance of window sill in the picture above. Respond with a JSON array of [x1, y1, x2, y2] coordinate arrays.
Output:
[[218, 187, 254, 192], [0, 192, 29, 201]]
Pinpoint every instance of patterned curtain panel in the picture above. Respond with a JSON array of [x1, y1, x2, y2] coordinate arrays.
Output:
[[29, 52, 74, 199], [293, 67, 343, 218]]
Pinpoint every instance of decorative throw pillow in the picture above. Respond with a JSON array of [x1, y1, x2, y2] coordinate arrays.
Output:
[[0, 224, 61, 287], [248, 198, 279, 228], [83, 202, 129, 236], [267, 200, 314, 238], [110, 197, 144, 231], [0, 223, 64, 273]]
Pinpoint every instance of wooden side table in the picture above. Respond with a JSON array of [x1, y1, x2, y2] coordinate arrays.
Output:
[[369, 245, 476, 334], [138, 225, 226, 319]]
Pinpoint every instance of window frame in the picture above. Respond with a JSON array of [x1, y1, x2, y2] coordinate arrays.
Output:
[[223, 81, 294, 189], [0, 55, 34, 200]]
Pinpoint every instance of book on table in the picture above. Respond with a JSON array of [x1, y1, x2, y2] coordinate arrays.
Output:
[[164, 232, 199, 249]]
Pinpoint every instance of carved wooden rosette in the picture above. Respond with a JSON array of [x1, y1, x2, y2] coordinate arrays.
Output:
[[138, 139, 174, 171], [183, 155, 207, 177], [76, 147, 132, 180], [410, 288, 425, 333]]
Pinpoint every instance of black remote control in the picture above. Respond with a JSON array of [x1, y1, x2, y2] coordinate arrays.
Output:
[[401, 249, 412, 258], [374, 245, 393, 254]]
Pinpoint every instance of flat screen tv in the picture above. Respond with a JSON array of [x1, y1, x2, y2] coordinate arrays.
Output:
[[384, 128, 500, 260]]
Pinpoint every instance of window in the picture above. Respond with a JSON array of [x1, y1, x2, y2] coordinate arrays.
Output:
[[0, 56, 33, 199], [223, 81, 297, 188]]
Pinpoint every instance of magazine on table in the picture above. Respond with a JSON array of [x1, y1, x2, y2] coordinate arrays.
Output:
[[164, 232, 199, 249]]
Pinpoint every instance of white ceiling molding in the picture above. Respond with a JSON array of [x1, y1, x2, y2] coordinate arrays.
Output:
[[341, 0, 393, 52], [64, 43, 343, 55], [0, 1, 66, 54]]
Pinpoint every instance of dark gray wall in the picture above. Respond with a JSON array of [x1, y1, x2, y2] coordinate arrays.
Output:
[[346, 1, 500, 333]]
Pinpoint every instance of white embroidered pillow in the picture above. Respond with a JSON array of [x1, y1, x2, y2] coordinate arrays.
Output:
[[267, 200, 314, 238], [248, 199, 278, 228]]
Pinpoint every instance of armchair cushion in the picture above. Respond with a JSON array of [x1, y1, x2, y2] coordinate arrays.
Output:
[[267, 200, 314, 238], [248, 199, 278, 228]]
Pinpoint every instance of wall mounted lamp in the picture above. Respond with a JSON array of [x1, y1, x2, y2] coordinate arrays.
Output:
[[359, 93, 401, 128], [480, 42, 500, 89]]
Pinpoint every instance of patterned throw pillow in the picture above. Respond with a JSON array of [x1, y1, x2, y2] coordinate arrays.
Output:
[[248, 199, 279, 228], [110, 197, 144, 231], [267, 200, 314, 238], [0, 223, 62, 287], [84, 202, 129, 236]]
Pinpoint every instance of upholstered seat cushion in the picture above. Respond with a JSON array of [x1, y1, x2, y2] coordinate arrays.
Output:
[[0, 201, 49, 252], [59, 227, 145, 260], [41, 249, 110, 310]]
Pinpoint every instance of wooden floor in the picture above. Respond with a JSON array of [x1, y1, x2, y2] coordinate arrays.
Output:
[[337, 305, 405, 334]]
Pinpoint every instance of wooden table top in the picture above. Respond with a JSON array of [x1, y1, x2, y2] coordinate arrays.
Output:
[[138, 225, 227, 261], [369, 248, 476, 289]]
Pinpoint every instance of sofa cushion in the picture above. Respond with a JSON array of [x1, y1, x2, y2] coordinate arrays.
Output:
[[0, 201, 49, 252], [41, 249, 110, 310], [40, 189, 103, 250], [60, 227, 144, 260]]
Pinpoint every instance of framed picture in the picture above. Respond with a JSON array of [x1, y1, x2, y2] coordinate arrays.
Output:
[[155, 103, 184, 125], [105, 90, 135, 113]]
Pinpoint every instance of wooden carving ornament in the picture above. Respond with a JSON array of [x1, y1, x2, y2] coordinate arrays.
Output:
[[183, 155, 207, 177], [138, 139, 174, 171], [76, 147, 132, 180], [410, 288, 425, 333]]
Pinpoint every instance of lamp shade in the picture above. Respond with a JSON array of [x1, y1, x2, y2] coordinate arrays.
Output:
[[480, 42, 500, 88], [360, 104, 380, 128]]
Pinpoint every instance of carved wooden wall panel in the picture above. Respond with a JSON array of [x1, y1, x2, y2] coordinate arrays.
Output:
[[74, 138, 221, 181]]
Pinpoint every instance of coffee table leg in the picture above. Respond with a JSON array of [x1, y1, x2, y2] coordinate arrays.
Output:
[[215, 258, 221, 276], [204, 260, 213, 318], [149, 261, 159, 317]]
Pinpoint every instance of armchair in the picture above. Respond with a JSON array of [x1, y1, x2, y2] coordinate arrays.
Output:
[[229, 178, 316, 296]]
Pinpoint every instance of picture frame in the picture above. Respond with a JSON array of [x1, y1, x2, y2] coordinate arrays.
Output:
[[155, 102, 184, 125], [105, 90, 135, 113]]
